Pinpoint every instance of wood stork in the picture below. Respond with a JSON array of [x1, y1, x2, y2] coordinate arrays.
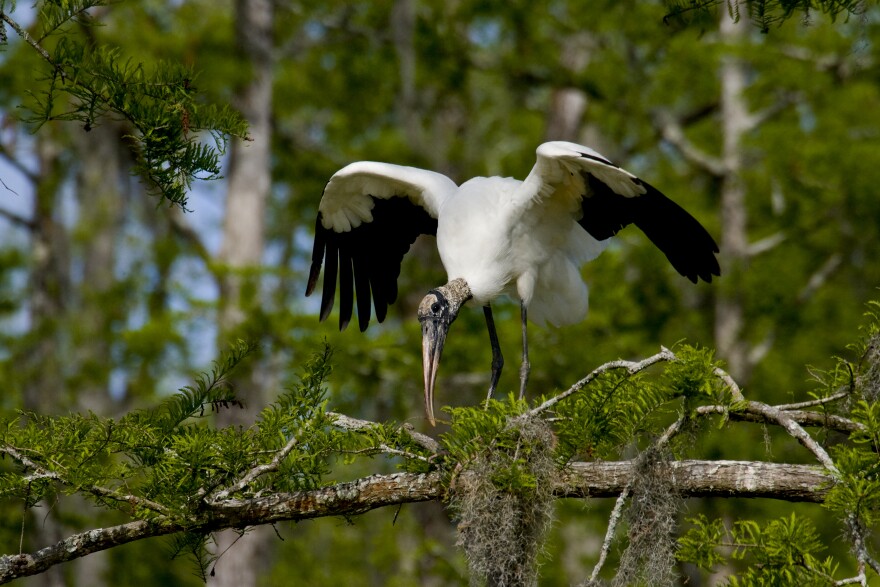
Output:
[[306, 141, 720, 425]]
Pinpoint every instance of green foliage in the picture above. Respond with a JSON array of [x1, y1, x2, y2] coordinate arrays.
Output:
[[819, 304, 880, 529], [0, 342, 353, 524], [148, 340, 254, 435], [664, 345, 726, 401], [825, 444, 880, 527], [553, 369, 671, 462], [33, 0, 99, 36], [676, 302, 880, 585], [677, 514, 727, 570], [3, 0, 247, 207], [663, 0, 868, 32], [441, 395, 540, 493], [679, 513, 839, 585], [2, 0, 880, 583], [31, 40, 245, 208], [168, 531, 216, 583]]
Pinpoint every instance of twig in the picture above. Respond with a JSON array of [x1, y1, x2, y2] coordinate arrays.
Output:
[[589, 483, 632, 583], [0, 12, 61, 75], [0, 207, 33, 230], [776, 389, 850, 411], [0, 445, 170, 516], [328, 411, 441, 454], [695, 404, 864, 436], [398, 423, 442, 454], [835, 572, 867, 586], [714, 366, 839, 473], [846, 514, 880, 578], [209, 427, 305, 503], [525, 347, 676, 417], [714, 366, 745, 401], [344, 446, 431, 463], [742, 401, 839, 474]]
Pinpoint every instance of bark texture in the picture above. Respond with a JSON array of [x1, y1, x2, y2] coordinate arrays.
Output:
[[0, 460, 831, 584]]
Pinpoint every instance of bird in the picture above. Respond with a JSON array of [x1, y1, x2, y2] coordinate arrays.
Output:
[[306, 141, 720, 425]]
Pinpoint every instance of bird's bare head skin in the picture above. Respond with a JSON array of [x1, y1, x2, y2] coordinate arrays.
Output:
[[418, 278, 471, 426]]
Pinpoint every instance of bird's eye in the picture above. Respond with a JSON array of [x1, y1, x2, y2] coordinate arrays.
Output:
[[431, 302, 441, 314]]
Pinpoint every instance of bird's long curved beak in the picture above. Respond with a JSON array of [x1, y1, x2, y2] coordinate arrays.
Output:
[[421, 319, 448, 426]]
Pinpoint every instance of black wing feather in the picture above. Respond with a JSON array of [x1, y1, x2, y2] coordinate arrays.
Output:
[[306, 196, 438, 331], [338, 247, 354, 330], [319, 238, 338, 321], [353, 248, 372, 332], [579, 172, 720, 283], [306, 215, 326, 296]]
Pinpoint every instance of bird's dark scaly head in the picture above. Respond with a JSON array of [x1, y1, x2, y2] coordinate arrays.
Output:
[[418, 279, 470, 426]]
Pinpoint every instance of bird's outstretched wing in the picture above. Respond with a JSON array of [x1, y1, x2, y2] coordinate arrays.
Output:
[[306, 162, 458, 331], [518, 141, 720, 283]]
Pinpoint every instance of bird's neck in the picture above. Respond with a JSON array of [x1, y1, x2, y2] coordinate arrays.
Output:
[[440, 278, 473, 310]]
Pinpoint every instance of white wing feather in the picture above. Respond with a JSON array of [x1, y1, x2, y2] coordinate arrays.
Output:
[[319, 162, 458, 232], [512, 141, 646, 213]]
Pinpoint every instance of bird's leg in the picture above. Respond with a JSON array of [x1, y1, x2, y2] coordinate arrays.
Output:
[[483, 304, 504, 404], [519, 302, 530, 399]]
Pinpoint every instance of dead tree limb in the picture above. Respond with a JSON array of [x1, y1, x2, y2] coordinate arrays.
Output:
[[0, 460, 831, 584]]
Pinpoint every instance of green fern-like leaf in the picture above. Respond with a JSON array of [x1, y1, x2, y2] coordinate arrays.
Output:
[[553, 370, 672, 462], [20, 23, 247, 207]]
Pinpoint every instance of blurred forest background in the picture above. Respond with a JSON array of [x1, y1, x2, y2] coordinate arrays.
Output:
[[1, 0, 879, 585]]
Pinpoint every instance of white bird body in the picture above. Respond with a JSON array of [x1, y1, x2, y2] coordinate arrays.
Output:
[[436, 175, 606, 326], [307, 141, 720, 424]]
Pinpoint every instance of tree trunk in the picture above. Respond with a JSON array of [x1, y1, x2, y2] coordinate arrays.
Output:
[[22, 133, 69, 416], [714, 12, 751, 382], [72, 122, 126, 415], [20, 133, 69, 587], [69, 121, 130, 587], [544, 34, 592, 144], [210, 0, 274, 584], [392, 0, 420, 149]]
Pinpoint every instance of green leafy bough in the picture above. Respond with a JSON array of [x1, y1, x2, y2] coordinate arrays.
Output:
[[0, 302, 878, 584], [0, 0, 247, 208]]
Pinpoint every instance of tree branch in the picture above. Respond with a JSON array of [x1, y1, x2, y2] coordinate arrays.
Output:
[[525, 347, 675, 417], [167, 207, 216, 271], [695, 404, 864, 436], [654, 112, 727, 177], [711, 365, 841, 473], [0, 445, 170, 516], [0, 12, 63, 77], [740, 401, 839, 474], [797, 253, 843, 304], [776, 389, 850, 411], [0, 460, 832, 583], [208, 426, 307, 503], [328, 411, 441, 454], [589, 482, 631, 583], [747, 231, 787, 257], [557, 460, 829, 502], [0, 206, 34, 230]]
